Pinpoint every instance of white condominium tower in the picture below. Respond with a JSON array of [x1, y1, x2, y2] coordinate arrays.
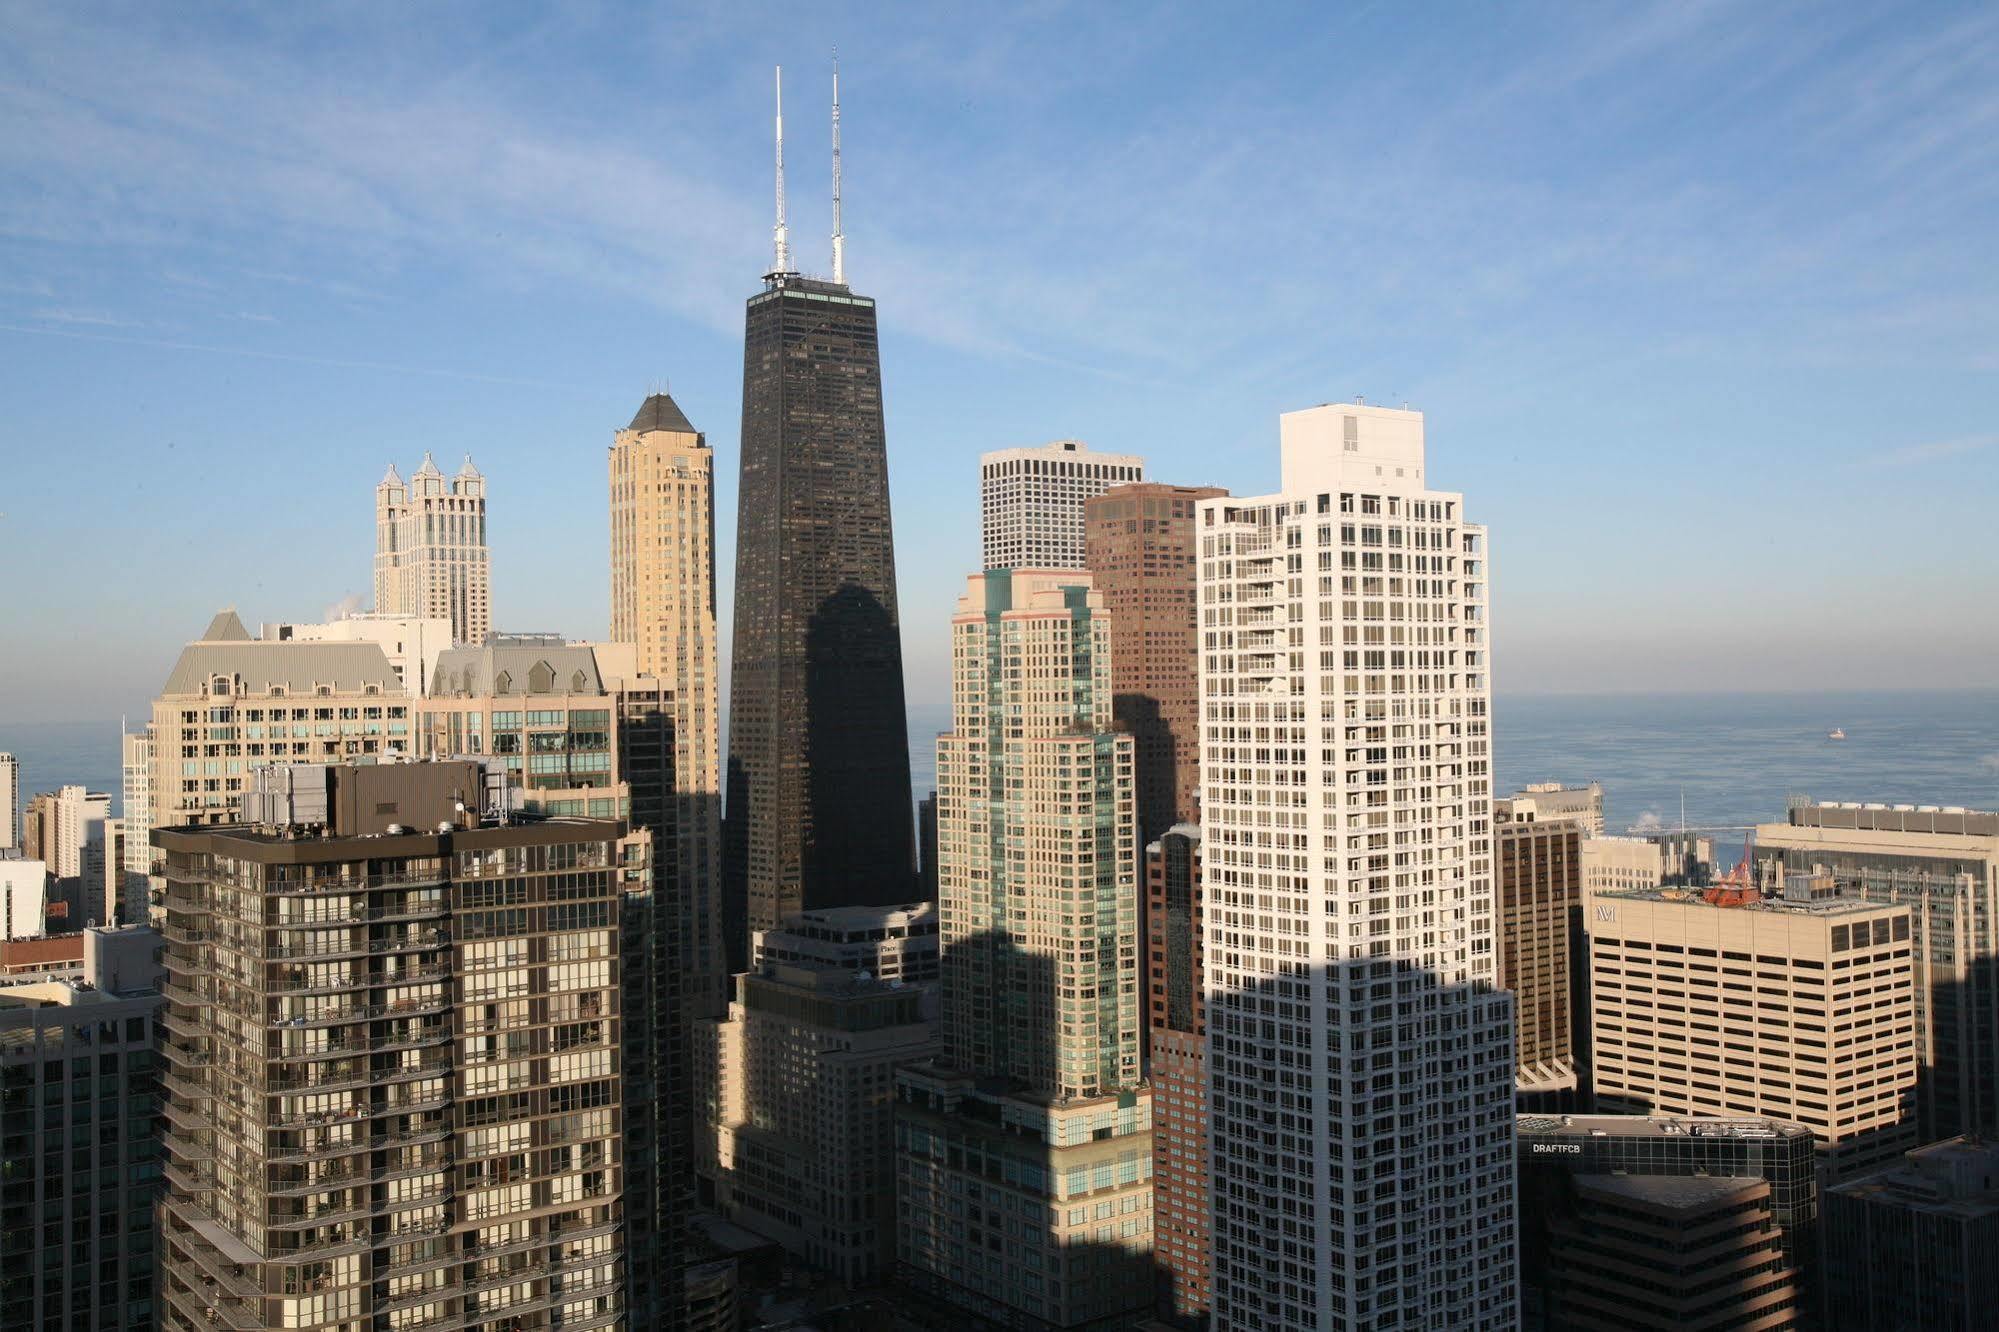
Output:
[[980, 439, 1143, 570], [0, 751, 16, 851], [1199, 401, 1515, 1331], [375, 452, 491, 645]]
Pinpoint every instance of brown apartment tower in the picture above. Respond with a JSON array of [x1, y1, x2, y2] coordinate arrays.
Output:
[[155, 761, 628, 1332], [1084, 483, 1226, 844], [1494, 796, 1586, 1108], [1088, 483, 1223, 1326]]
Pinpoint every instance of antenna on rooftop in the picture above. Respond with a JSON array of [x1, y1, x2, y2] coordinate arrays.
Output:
[[831, 50, 845, 284], [772, 66, 792, 275]]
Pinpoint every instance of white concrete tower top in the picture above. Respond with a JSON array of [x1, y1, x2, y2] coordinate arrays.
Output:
[[1279, 400, 1426, 496]]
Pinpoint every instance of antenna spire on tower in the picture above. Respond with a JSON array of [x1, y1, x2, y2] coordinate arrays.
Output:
[[831, 50, 845, 284], [772, 65, 792, 275]]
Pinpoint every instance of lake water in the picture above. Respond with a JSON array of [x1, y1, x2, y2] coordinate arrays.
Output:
[[908, 691, 1999, 841], [8, 692, 1997, 837]]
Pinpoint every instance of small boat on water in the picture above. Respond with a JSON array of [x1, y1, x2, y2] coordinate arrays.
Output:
[[1828, 728, 1847, 741]]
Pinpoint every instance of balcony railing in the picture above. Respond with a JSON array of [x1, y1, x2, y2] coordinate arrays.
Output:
[[264, 931, 450, 962], [270, 1027, 451, 1063], [268, 993, 448, 1029], [267, 1153, 452, 1198], [264, 1122, 449, 1165], [265, 1056, 451, 1096]]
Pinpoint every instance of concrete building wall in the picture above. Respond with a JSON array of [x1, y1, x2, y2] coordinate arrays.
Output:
[[0, 965, 163, 1332], [0, 859, 49, 940], [0, 752, 16, 851]]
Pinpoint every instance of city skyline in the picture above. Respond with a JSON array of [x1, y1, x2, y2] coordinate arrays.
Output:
[[5, 3, 1999, 723]]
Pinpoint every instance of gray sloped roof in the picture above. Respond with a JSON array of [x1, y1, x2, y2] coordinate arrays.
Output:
[[429, 643, 607, 698], [627, 393, 697, 435], [161, 641, 399, 697], [202, 609, 251, 642]]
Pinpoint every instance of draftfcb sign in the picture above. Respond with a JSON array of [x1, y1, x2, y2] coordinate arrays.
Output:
[[1530, 1144, 1582, 1154]]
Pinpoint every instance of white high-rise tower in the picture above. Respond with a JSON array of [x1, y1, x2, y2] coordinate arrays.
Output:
[[979, 439, 1143, 570], [1199, 401, 1515, 1330]]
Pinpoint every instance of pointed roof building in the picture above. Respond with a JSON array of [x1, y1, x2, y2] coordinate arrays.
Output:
[[414, 451, 442, 478], [379, 462, 404, 488], [628, 393, 698, 436], [201, 609, 251, 643]]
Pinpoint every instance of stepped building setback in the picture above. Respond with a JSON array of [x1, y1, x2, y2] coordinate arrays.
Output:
[[897, 568, 1151, 1328]]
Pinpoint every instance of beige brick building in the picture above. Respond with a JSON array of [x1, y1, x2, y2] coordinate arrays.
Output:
[[608, 393, 721, 1017], [147, 611, 409, 842], [1588, 882, 1919, 1181], [375, 453, 491, 646]]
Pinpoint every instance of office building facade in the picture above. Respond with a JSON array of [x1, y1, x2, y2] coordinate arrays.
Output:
[[375, 453, 491, 646], [697, 956, 936, 1285], [0, 751, 16, 851], [155, 762, 626, 1332], [1198, 402, 1515, 1330], [1145, 824, 1209, 1325], [1084, 482, 1227, 844], [0, 927, 164, 1332], [897, 568, 1151, 1327], [1505, 782, 1605, 835], [727, 269, 914, 966], [982, 439, 1144, 572], [1757, 800, 1999, 1142], [0, 858, 49, 939], [1516, 1113, 1818, 1329], [1495, 798, 1584, 1104], [1823, 1135, 1999, 1331], [1589, 882, 1919, 1180], [147, 610, 408, 837]]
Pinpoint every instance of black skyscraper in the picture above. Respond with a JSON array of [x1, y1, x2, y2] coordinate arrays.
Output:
[[725, 268, 915, 968]]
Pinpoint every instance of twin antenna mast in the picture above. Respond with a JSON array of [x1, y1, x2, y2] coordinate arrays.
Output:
[[771, 58, 845, 282]]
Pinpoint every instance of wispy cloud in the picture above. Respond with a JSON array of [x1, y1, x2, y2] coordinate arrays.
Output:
[[0, 320, 579, 389], [30, 306, 135, 327], [1874, 436, 1998, 467]]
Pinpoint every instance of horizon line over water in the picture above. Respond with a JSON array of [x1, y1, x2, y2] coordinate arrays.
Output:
[[5, 690, 1995, 838], [909, 688, 1999, 841]]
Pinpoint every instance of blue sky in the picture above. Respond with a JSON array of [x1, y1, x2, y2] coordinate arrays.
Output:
[[1, 0, 1995, 723]]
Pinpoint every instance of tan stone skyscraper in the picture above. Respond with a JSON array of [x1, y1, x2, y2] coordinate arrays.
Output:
[[609, 392, 722, 1014], [375, 452, 491, 645]]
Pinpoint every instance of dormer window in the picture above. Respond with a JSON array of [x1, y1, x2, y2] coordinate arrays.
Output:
[[494, 671, 512, 694], [529, 661, 556, 693]]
